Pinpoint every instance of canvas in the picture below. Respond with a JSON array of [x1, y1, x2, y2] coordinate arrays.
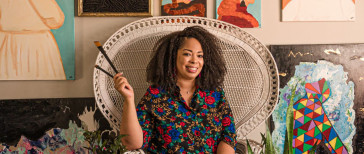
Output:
[[78, 0, 152, 16], [0, 0, 75, 80], [161, 0, 207, 17], [282, 0, 356, 21], [216, 0, 261, 28], [0, 98, 112, 153], [270, 44, 364, 153]]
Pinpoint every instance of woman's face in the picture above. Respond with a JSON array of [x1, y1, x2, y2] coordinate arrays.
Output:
[[176, 38, 204, 81]]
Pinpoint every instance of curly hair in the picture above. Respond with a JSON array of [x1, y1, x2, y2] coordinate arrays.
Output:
[[146, 26, 226, 92]]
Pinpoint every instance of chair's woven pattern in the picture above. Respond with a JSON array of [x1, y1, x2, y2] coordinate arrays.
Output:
[[93, 16, 279, 140]]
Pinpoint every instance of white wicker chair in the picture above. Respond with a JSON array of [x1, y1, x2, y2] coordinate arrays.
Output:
[[93, 16, 279, 153]]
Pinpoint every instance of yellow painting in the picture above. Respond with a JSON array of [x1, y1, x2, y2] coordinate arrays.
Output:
[[0, 0, 66, 80]]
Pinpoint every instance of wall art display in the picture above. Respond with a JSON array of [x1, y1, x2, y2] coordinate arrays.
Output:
[[78, 0, 152, 17], [0, 98, 113, 153], [161, 0, 206, 17], [282, 0, 355, 21], [270, 44, 364, 154], [216, 0, 261, 28], [0, 0, 75, 80]]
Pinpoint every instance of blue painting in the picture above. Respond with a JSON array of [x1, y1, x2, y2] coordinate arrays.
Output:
[[270, 44, 364, 154], [53, 0, 75, 80]]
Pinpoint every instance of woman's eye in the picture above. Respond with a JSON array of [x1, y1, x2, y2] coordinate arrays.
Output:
[[183, 53, 191, 56], [198, 55, 204, 58]]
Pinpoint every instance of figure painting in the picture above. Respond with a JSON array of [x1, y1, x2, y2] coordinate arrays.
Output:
[[0, 0, 75, 80], [282, 0, 355, 21], [161, 0, 206, 17], [216, 0, 261, 28], [270, 44, 364, 153]]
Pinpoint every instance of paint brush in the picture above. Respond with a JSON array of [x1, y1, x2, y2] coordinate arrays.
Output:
[[95, 65, 113, 78], [94, 41, 118, 74]]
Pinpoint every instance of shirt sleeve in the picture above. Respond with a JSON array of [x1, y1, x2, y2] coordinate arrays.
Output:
[[135, 87, 154, 149], [218, 88, 237, 151]]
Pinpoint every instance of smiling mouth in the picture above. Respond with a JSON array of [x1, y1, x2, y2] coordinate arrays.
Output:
[[186, 66, 198, 73]]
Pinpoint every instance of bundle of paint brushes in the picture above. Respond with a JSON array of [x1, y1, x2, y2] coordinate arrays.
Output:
[[94, 41, 118, 78]]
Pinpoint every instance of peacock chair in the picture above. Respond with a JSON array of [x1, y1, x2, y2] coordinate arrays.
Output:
[[93, 16, 279, 153]]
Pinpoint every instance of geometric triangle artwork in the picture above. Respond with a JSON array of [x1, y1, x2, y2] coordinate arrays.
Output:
[[292, 78, 348, 154]]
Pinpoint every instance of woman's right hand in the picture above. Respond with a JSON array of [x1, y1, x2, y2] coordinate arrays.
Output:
[[113, 73, 134, 100]]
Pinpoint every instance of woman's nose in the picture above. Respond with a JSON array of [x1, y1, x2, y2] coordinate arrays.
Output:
[[190, 56, 197, 64]]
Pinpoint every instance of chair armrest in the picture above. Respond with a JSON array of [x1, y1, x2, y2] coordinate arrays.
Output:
[[236, 139, 263, 154]]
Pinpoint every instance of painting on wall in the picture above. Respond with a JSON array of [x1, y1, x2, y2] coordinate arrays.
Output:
[[0, 0, 75, 80], [270, 44, 364, 153], [216, 0, 261, 28], [78, 0, 152, 17], [161, 0, 206, 17], [0, 98, 113, 153], [282, 0, 356, 21]]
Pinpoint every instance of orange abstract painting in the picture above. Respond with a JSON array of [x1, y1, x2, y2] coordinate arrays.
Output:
[[216, 0, 261, 28], [161, 0, 206, 17]]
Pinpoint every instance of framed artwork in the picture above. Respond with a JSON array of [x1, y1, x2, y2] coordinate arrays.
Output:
[[0, 0, 75, 80], [161, 0, 207, 17], [282, 0, 356, 21], [270, 44, 364, 153], [216, 0, 261, 28], [78, 0, 152, 17]]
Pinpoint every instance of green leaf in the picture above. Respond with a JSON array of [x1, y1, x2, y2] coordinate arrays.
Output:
[[83, 130, 129, 153], [309, 140, 318, 154], [286, 84, 297, 154], [101, 140, 107, 149], [260, 133, 266, 146], [283, 131, 290, 154], [246, 139, 254, 154], [265, 121, 276, 154]]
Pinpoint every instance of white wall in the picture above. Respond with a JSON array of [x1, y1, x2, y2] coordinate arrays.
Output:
[[1, 0, 363, 99], [1, 0, 363, 144]]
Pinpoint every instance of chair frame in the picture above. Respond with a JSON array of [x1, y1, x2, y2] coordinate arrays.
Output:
[[93, 16, 279, 152]]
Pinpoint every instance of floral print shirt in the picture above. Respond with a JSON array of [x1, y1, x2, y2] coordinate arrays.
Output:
[[136, 85, 237, 153]]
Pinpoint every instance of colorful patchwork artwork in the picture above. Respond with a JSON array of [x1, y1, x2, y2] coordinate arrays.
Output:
[[282, 0, 355, 21], [270, 44, 364, 154], [0, 122, 88, 153], [293, 78, 348, 153], [216, 0, 261, 28], [161, 0, 206, 17]]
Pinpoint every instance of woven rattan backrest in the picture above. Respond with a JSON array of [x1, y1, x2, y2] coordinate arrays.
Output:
[[93, 16, 279, 138]]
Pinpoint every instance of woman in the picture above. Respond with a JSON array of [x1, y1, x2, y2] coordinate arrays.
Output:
[[113, 26, 237, 153]]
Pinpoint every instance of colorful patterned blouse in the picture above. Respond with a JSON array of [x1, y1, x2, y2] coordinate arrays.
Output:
[[136, 85, 237, 153]]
